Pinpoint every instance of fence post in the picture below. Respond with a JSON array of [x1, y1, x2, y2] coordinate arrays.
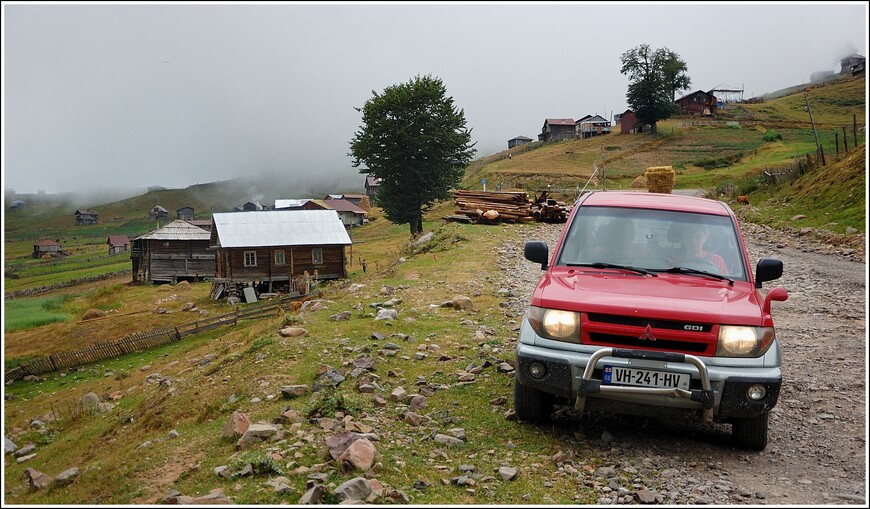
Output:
[[843, 126, 848, 152], [835, 132, 839, 157]]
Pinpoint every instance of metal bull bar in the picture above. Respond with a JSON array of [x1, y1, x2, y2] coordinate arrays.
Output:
[[575, 348, 716, 421]]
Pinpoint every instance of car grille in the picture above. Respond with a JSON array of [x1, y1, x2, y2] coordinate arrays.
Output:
[[585, 313, 716, 355]]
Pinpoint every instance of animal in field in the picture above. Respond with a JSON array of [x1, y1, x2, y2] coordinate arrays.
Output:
[[736, 195, 750, 205]]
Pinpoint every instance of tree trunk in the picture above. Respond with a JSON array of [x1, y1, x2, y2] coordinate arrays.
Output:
[[650, 122, 658, 136]]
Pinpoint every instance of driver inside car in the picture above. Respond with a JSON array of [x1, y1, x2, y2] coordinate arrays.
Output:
[[669, 222, 728, 273]]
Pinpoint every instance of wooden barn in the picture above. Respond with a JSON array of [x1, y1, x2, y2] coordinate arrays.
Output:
[[364, 176, 382, 200], [33, 239, 62, 258], [210, 209, 352, 296], [176, 206, 195, 220], [130, 219, 214, 284], [540, 118, 575, 142], [508, 136, 533, 149], [107, 235, 130, 255], [10, 200, 25, 212], [149, 205, 170, 221], [676, 90, 717, 116], [322, 198, 368, 227], [575, 114, 611, 138], [618, 109, 640, 134], [75, 209, 98, 225]]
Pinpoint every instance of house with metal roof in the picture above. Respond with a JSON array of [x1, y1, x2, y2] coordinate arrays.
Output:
[[75, 209, 99, 225], [130, 219, 215, 283], [540, 118, 575, 142], [210, 209, 352, 295], [322, 198, 368, 227], [107, 235, 130, 255], [149, 205, 170, 221], [33, 239, 63, 259]]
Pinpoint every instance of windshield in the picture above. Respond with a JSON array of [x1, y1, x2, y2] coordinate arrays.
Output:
[[556, 205, 748, 281]]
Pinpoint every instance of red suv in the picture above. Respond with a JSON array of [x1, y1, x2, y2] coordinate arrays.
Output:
[[515, 191, 788, 449]]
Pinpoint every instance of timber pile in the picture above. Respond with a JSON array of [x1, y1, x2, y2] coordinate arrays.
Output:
[[448, 190, 533, 224], [531, 192, 572, 223]]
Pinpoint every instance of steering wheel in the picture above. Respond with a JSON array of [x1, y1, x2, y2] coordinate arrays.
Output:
[[682, 256, 721, 273]]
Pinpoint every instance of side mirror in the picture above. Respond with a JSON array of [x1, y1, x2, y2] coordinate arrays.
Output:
[[524, 241, 549, 270], [755, 258, 783, 288]]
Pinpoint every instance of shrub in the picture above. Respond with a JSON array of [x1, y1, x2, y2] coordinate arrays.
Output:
[[763, 129, 782, 142]]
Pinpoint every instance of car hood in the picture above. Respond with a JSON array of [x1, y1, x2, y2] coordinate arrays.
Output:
[[531, 268, 766, 325]]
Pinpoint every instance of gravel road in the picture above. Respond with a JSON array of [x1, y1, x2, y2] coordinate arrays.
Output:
[[497, 219, 867, 505]]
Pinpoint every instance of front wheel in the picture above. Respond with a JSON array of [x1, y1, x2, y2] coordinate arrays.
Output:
[[513, 379, 553, 422], [731, 411, 769, 450]]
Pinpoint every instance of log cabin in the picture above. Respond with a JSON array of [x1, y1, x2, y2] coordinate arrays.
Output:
[[210, 209, 352, 296], [130, 219, 214, 283]]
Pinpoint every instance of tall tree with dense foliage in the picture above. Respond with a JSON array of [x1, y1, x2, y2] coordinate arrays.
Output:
[[349, 75, 476, 236], [620, 44, 691, 135]]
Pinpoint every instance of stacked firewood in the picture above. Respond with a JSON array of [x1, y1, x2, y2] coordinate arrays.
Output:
[[446, 190, 533, 224], [531, 192, 572, 223]]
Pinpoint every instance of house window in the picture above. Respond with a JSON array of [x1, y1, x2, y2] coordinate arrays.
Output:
[[275, 250, 286, 265], [312, 248, 323, 265], [244, 251, 257, 267]]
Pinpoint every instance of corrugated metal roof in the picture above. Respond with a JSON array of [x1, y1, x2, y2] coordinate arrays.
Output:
[[133, 219, 212, 241], [213, 210, 351, 248], [323, 198, 367, 214], [107, 235, 129, 246], [274, 199, 310, 209]]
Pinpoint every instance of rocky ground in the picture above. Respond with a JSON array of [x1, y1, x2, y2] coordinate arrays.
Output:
[[495, 219, 867, 505]]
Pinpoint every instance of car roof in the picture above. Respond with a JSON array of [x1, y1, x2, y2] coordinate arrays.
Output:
[[581, 191, 731, 216]]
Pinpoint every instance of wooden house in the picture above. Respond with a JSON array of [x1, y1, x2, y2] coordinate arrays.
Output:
[[618, 109, 640, 134], [149, 205, 170, 221], [75, 209, 99, 225], [364, 176, 382, 200], [338, 193, 366, 207], [242, 201, 264, 211], [575, 114, 611, 138], [130, 219, 214, 284], [210, 209, 352, 295], [322, 198, 368, 227], [540, 119, 575, 142], [840, 53, 865, 74], [10, 200, 25, 212], [107, 235, 130, 255], [176, 206, 195, 220], [508, 136, 533, 149], [185, 219, 213, 231], [33, 239, 62, 258], [676, 90, 717, 116]]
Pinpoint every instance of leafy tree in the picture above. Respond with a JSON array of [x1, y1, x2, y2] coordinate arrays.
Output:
[[620, 44, 691, 135], [349, 75, 476, 235]]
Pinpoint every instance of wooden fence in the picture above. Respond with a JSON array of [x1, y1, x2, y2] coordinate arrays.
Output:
[[4, 270, 131, 300], [4, 293, 313, 384]]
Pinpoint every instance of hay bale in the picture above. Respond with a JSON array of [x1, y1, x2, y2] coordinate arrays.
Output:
[[82, 309, 106, 321], [631, 175, 648, 188], [175, 280, 192, 291], [645, 166, 675, 194]]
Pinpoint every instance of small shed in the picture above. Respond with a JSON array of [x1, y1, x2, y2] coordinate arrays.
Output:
[[364, 176, 382, 200], [75, 209, 99, 225], [322, 198, 368, 227], [149, 205, 170, 221], [107, 235, 130, 255], [33, 239, 62, 258], [508, 136, 533, 149], [242, 201, 264, 211], [210, 209, 352, 295], [10, 200, 25, 212], [676, 90, 717, 116], [176, 206, 195, 220], [618, 109, 639, 134]]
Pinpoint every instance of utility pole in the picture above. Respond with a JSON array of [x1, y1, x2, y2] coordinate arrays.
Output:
[[804, 92, 825, 166]]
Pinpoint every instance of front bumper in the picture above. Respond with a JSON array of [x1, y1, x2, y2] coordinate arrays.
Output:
[[516, 342, 781, 421]]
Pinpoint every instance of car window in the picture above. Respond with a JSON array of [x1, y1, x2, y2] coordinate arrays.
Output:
[[556, 206, 747, 280]]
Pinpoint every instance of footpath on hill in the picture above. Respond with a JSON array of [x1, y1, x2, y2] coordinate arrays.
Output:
[[494, 219, 866, 505]]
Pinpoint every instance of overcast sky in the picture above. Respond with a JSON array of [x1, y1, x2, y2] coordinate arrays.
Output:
[[2, 1, 867, 197]]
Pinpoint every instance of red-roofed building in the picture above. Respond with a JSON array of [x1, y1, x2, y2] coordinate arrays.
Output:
[[322, 198, 368, 227], [107, 235, 130, 255], [33, 239, 62, 258]]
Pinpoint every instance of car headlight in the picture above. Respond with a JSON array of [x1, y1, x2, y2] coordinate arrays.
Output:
[[527, 306, 581, 343], [717, 326, 775, 356]]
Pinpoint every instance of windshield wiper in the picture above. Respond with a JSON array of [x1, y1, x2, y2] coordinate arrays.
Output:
[[567, 262, 658, 276], [661, 266, 734, 285]]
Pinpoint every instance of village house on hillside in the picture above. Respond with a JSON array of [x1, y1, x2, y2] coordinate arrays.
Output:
[[322, 198, 368, 227], [840, 53, 865, 75], [107, 235, 129, 255], [149, 205, 170, 221], [364, 176, 382, 201], [176, 206, 195, 220], [508, 136, 533, 149], [10, 200, 25, 212], [33, 239, 62, 259], [210, 209, 351, 297], [616, 109, 641, 134], [74, 209, 98, 225], [575, 114, 611, 138], [539, 118, 575, 142], [676, 90, 718, 116], [130, 219, 214, 284]]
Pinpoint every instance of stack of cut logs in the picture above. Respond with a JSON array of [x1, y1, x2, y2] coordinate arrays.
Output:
[[445, 190, 571, 224]]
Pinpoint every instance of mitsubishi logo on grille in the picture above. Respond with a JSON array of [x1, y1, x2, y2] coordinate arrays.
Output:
[[639, 323, 657, 341]]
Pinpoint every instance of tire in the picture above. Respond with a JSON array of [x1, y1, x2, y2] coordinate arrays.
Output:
[[732, 411, 769, 450], [513, 379, 553, 423]]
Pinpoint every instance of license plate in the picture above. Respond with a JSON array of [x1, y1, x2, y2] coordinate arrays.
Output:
[[603, 365, 690, 390]]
